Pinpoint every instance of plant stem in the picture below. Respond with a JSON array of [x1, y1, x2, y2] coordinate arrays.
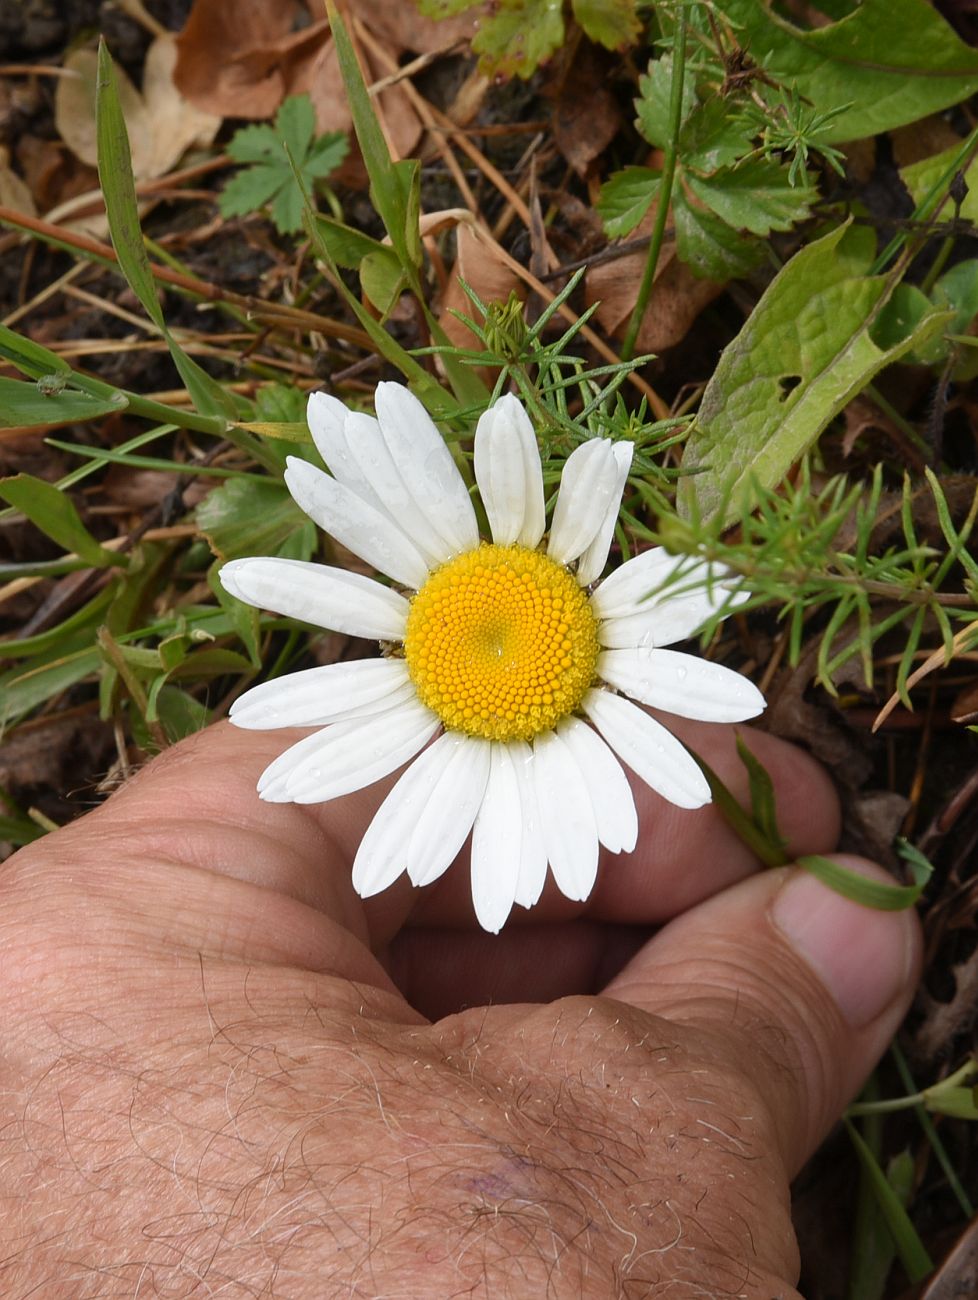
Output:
[[621, 15, 687, 362]]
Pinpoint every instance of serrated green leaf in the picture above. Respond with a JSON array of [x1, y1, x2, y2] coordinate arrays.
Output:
[[472, 0, 565, 78], [0, 376, 127, 428], [681, 99, 753, 172], [225, 122, 280, 164], [679, 223, 953, 524], [596, 166, 661, 238], [636, 54, 697, 149], [196, 475, 312, 561], [717, 0, 978, 144], [275, 93, 315, 160], [305, 131, 349, 177], [571, 0, 642, 50], [270, 180, 305, 235], [0, 473, 124, 569], [672, 191, 765, 280], [218, 163, 288, 219], [686, 160, 814, 236]]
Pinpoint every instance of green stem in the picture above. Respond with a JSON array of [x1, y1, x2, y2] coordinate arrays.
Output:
[[892, 1042, 975, 1218], [71, 371, 228, 436], [920, 235, 955, 296], [621, 15, 687, 362]]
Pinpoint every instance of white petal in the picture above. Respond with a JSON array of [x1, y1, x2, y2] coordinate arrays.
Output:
[[575, 441, 633, 587], [599, 648, 766, 723], [283, 457, 430, 589], [507, 741, 547, 909], [408, 735, 491, 887], [374, 383, 479, 557], [352, 732, 473, 898], [532, 730, 600, 903], [547, 439, 619, 566], [592, 548, 748, 634], [469, 742, 524, 932], [219, 557, 410, 640], [556, 717, 638, 855], [306, 393, 385, 512], [230, 658, 411, 729], [474, 394, 545, 549], [583, 689, 710, 810], [262, 699, 439, 804], [589, 545, 677, 619], [343, 411, 456, 567]]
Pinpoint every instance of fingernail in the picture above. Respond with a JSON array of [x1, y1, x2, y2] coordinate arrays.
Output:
[[771, 858, 915, 1028]]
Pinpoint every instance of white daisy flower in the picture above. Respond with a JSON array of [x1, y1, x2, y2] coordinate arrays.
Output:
[[220, 384, 764, 932]]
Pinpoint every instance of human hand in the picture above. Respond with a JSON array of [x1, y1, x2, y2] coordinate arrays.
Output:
[[0, 719, 918, 1298]]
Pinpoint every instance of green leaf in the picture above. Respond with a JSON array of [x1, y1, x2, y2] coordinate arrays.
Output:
[[570, 0, 642, 50], [597, 167, 660, 239], [220, 97, 347, 238], [0, 642, 101, 725], [681, 99, 753, 172], [0, 376, 127, 428], [845, 1124, 933, 1282], [196, 475, 314, 561], [305, 131, 349, 178], [416, 0, 476, 13], [275, 92, 315, 161], [636, 55, 697, 149], [900, 141, 978, 224], [95, 39, 165, 331], [313, 215, 390, 269], [672, 190, 765, 280], [685, 160, 814, 237], [679, 223, 953, 524], [327, 3, 421, 278], [796, 853, 930, 911], [716, 0, 978, 144], [471, 0, 565, 79], [95, 40, 237, 424], [360, 247, 408, 317], [148, 685, 210, 744], [0, 323, 72, 380], [218, 163, 288, 218], [225, 122, 280, 164], [0, 473, 124, 568]]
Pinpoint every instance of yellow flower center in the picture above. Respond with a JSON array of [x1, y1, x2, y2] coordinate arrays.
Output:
[[404, 544, 599, 743]]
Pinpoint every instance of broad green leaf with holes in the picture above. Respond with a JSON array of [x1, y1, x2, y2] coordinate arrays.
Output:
[[679, 224, 952, 525]]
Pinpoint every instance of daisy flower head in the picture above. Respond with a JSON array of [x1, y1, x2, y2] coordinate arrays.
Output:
[[219, 384, 765, 932]]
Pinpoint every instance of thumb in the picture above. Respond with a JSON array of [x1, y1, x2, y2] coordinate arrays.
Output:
[[602, 856, 921, 1176]]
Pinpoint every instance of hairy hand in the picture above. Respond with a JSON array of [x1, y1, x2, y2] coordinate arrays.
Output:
[[0, 720, 918, 1298]]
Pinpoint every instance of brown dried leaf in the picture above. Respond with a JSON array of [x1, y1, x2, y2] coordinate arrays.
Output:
[[919, 1214, 978, 1300], [0, 145, 36, 218], [173, 0, 320, 119], [56, 37, 218, 179], [586, 226, 724, 354], [551, 48, 621, 177], [355, 0, 479, 54]]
